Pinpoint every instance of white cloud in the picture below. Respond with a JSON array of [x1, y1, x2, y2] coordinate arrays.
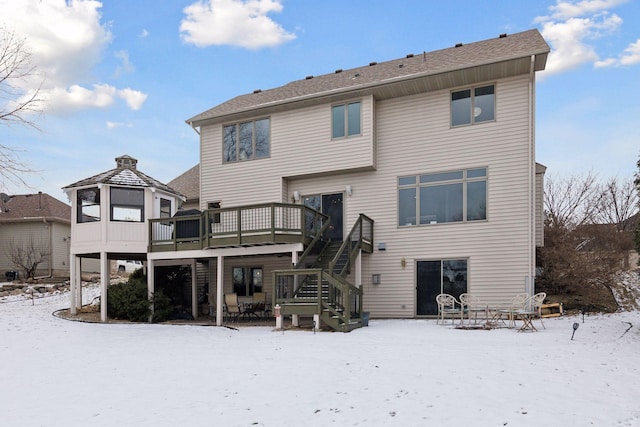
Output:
[[542, 0, 627, 20], [41, 83, 116, 114], [535, 0, 640, 75], [619, 39, 640, 65], [180, 0, 296, 49], [114, 50, 135, 77], [106, 121, 132, 129], [139, 29, 149, 38], [117, 88, 147, 111], [0, 0, 147, 114]]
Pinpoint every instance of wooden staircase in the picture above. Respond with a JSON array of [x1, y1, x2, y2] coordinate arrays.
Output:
[[273, 214, 374, 332]]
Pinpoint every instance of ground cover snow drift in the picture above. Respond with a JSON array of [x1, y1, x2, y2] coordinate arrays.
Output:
[[1, 283, 639, 426]]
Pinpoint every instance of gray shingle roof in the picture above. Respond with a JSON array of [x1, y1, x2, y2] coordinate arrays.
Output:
[[62, 155, 185, 199], [167, 164, 199, 202], [0, 193, 70, 223], [188, 29, 549, 125]]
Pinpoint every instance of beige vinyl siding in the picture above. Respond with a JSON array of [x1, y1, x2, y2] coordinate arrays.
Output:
[[200, 96, 374, 209], [289, 75, 535, 317]]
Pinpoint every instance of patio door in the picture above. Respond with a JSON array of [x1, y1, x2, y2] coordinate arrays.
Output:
[[416, 259, 467, 315], [303, 193, 344, 241]]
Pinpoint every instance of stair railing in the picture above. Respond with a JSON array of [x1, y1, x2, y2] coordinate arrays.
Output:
[[328, 214, 374, 277]]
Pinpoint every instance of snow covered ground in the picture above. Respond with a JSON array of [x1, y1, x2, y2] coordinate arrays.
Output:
[[1, 284, 639, 427]]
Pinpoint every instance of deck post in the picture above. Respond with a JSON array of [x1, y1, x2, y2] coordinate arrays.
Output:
[[76, 257, 83, 310], [70, 254, 77, 315], [147, 259, 155, 321], [100, 252, 108, 322], [191, 258, 198, 319], [216, 256, 224, 326]]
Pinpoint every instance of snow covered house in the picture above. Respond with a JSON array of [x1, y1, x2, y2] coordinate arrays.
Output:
[[142, 29, 550, 330], [62, 155, 184, 321]]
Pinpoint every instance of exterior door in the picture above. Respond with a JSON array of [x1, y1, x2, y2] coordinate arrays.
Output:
[[416, 259, 468, 315], [303, 193, 344, 241]]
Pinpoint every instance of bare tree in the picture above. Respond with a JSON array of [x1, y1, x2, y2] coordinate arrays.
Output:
[[592, 177, 639, 232], [544, 172, 598, 230], [538, 172, 631, 308], [0, 27, 43, 190], [7, 236, 49, 279]]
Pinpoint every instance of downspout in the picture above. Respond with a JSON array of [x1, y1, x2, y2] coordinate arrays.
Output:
[[527, 54, 535, 294]]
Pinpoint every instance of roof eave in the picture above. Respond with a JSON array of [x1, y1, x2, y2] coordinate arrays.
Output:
[[188, 49, 549, 128]]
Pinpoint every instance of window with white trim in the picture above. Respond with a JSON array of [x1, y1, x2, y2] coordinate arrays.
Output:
[[398, 168, 487, 226], [451, 85, 495, 126], [77, 187, 100, 223], [332, 101, 361, 138], [223, 118, 270, 163], [110, 187, 144, 222]]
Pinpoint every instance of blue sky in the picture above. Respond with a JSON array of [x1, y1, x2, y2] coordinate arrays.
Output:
[[1, 0, 639, 202]]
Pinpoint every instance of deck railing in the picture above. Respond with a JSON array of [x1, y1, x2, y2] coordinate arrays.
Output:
[[148, 203, 328, 252]]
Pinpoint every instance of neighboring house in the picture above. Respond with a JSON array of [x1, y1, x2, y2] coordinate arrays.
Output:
[[0, 192, 71, 279], [62, 155, 185, 321]]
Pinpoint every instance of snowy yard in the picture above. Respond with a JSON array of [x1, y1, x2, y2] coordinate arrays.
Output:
[[1, 284, 639, 427]]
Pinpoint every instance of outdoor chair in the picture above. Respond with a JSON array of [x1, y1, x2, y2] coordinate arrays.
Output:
[[459, 293, 486, 324], [514, 292, 547, 330], [496, 293, 529, 328], [224, 293, 244, 321], [435, 293, 463, 325], [252, 292, 271, 319]]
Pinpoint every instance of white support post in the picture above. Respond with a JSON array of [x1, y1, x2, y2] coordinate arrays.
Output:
[[70, 255, 77, 315], [291, 248, 299, 327], [100, 252, 108, 322], [191, 258, 198, 319], [148, 259, 155, 321], [216, 256, 224, 326], [313, 314, 320, 331], [76, 257, 83, 310]]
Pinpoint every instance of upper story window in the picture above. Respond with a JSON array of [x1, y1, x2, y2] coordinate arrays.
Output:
[[398, 168, 487, 226], [332, 101, 361, 138], [451, 85, 495, 127], [223, 118, 270, 163], [110, 187, 144, 222], [160, 198, 171, 219], [77, 187, 100, 223]]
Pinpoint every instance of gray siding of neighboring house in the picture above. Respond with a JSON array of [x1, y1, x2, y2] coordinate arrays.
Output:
[[0, 221, 71, 278]]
